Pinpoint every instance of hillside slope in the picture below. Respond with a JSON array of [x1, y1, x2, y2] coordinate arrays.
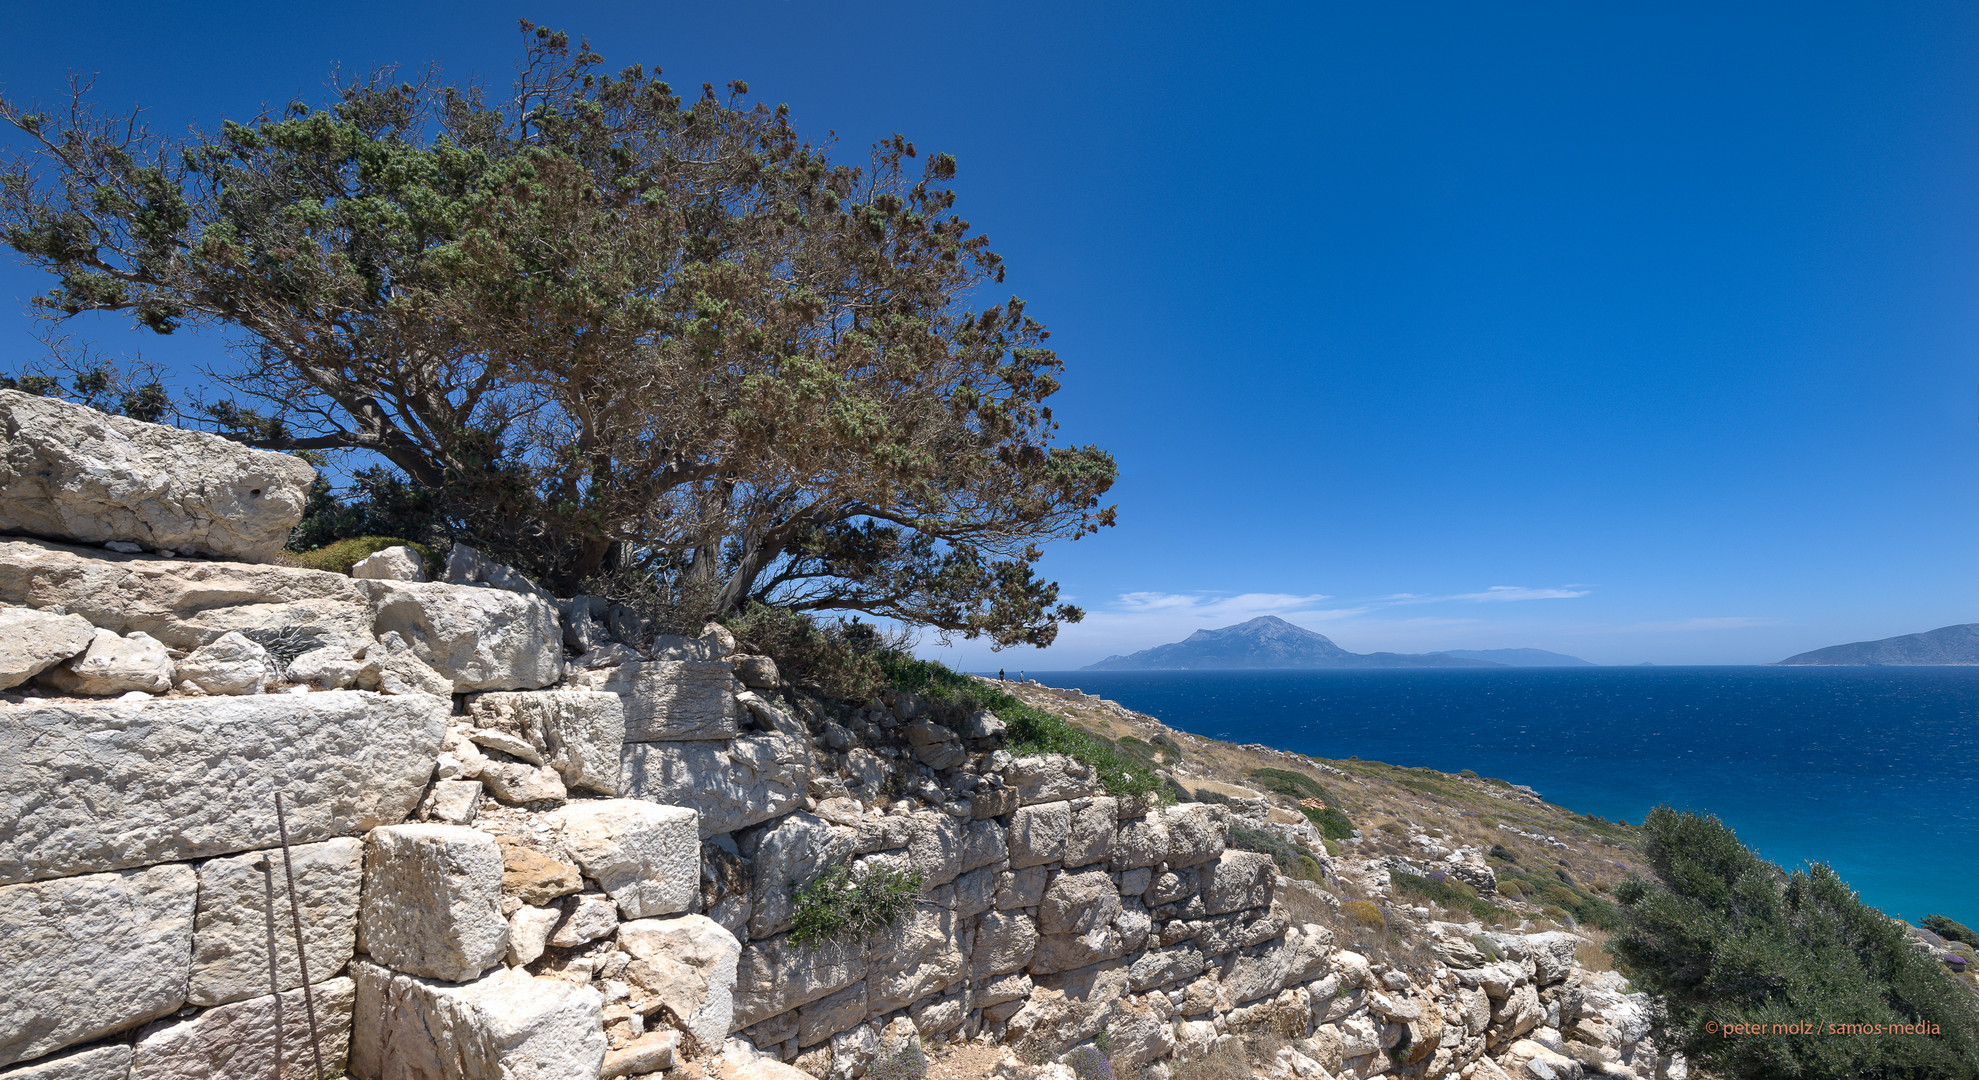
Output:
[[1776, 623, 1979, 665], [1086, 616, 1502, 670]]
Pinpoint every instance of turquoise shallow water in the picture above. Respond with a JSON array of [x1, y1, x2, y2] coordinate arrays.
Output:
[[1016, 666, 1979, 927]]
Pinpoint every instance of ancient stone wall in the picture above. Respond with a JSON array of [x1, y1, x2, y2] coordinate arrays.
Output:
[[0, 394, 1673, 1080]]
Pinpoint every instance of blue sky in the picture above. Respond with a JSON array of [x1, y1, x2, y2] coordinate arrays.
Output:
[[5, 2, 1979, 667]]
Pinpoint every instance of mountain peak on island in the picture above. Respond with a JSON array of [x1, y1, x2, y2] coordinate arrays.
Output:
[[1083, 616, 1504, 670], [1775, 623, 1979, 666]]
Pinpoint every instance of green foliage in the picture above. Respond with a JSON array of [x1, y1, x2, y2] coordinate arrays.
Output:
[[874, 654, 1165, 801], [1342, 899, 1386, 931], [1391, 870, 1499, 921], [1228, 824, 1325, 882], [868, 1046, 927, 1080], [1610, 807, 1979, 1079], [787, 863, 924, 948], [1247, 767, 1337, 805], [725, 603, 903, 702], [1300, 805, 1355, 840], [282, 536, 438, 576], [1150, 733, 1183, 761], [1488, 843, 1519, 863], [287, 465, 446, 554], [1923, 914, 1979, 949], [1492, 863, 1620, 930]]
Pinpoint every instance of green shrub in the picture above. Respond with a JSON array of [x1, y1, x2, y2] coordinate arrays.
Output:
[[1497, 879, 1527, 900], [282, 535, 437, 576], [1923, 914, 1979, 949], [1229, 824, 1324, 880], [1247, 767, 1336, 805], [1392, 870, 1497, 920], [788, 863, 924, 947], [1343, 899, 1385, 931], [873, 654, 1165, 801], [1378, 821, 1408, 837], [1611, 807, 1979, 1079], [726, 603, 903, 702], [1488, 843, 1518, 863], [868, 1045, 927, 1080], [1150, 733, 1183, 761], [1300, 805, 1355, 840]]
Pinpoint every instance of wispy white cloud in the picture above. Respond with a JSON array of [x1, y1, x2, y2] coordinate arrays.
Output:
[[1445, 585, 1591, 603], [1597, 616, 1784, 634]]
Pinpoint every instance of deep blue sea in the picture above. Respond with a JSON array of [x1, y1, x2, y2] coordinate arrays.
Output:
[[1010, 667, 1979, 927]]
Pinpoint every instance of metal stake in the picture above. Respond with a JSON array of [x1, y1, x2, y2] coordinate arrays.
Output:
[[275, 793, 326, 1080]]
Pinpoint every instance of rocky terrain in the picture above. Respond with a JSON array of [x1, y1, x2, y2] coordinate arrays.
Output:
[[0, 389, 1685, 1080]]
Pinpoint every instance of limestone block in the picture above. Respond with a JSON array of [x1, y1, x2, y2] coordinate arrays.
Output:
[[0, 1045, 130, 1080], [1522, 931, 1581, 986], [285, 645, 377, 692], [732, 654, 779, 690], [1063, 798, 1117, 868], [131, 977, 355, 1080], [467, 691, 625, 795], [0, 691, 446, 886], [959, 817, 1007, 874], [0, 607, 93, 689], [976, 972, 1033, 1007], [419, 780, 483, 826], [0, 389, 314, 561], [620, 732, 810, 837], [1128, 945, 1206, 992], [357, 825, 508, 983], [618, 915, 741, 1047], [174, 631, 274, 696], [41, 628, 173, 696], [496, 840, 582, 906], [1112, 804, 1228, 871], [508, 906, 559, 967], [1008, 801, 1070, 869], [478, 761, 566, 806], [548, 894, 618, 949], [566, 660, 739, 742], [994, 866, 1048, 910], [350, 546, 426, 582], [1202, 850, 1277, 916], [441, 545, 550, 600], [1218, 941, 1294, 1007], [349, 960, 606, 1080], [0, 538, 375, 655], [189, 837, 363, 1006], [1491, 983, 1543, 1040], [358, 579, 563, 692], [600, 1030, 678, 1078], [551, 800, 699, 919], [971, 911, 1040, 978], [0, 865, 197, 1067], [369, 631, 454, 696], [730, 934, 866, 1031], [907, 811, 966, 889], [1038, 869, 1122, 936], [744, 812, 854, 940], [1004, 754, 1098, 805], [796, 981, 867, 1048], [953, 864, 998, 918]]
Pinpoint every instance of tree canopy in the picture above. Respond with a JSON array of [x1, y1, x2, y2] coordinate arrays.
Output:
[[0, 23, 1115, 646], [1611, 807, 1979, 1080]]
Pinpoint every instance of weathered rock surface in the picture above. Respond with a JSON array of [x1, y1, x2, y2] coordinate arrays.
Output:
[[619, 914, 742, 1048], [349, 960, 606, 1080], [357, 825, 508, 983], [41, 628, 174, 695], [359, 579, 563, 692], [0, 389, 314, 561], [744, 812, 854, 940], [0, 607, 93, 689], [189, 837, 364, 1006], [173, 631, 274, 696], [731, 935, 866, 1030], [442, 545, 550, 600], [567, 661, 740, 741], [497, 840, 582, 907], [468, 691, 625, 795], [0, 691, 445, 886], [351, 545, 426, 582], [621, 733, 809, 837], [0, 864, 197, 1067], [0, 539, 375, 653], [131, 977, 355, 1080], [0, 1045, 131, 1080], [551, 801, 699, 919]]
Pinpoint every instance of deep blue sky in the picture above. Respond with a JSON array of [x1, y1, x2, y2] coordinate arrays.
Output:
[[5, 2, 1979, 667]]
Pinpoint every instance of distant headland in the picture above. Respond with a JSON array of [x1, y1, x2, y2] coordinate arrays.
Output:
[[1082, 615, 1592, 670]]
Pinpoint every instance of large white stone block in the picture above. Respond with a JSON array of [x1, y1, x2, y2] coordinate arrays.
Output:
[[0, 1045, 132, 1080], [130, 977, 355, 1080], [0, 607, 93, 690], [0, 538, 375, 654], [620, 732, 809, 837], [743, 812, 854, 940], [41, 628, 173, 696], [1202, 850, 1277, 916], [619, 914, 741, 1048], [189, 838, 364, 1006], [358, 579, 563, 692], [566, 660, 739, 741], [348, 960, 606, 1080], [173, 631, 275, 696], [0, 865, 197, 1067], [0, 691, 447, 886], [357, 826, 507, 983], [467, 691, 625, 795], [0, 389, 314, 561], [730, 935, 867, 1031], [1111, 803, 1229, 871], [549, 800, 698, 919]]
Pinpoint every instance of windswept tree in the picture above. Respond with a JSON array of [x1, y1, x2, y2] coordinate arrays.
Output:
[[0, 23, 1115, 646]]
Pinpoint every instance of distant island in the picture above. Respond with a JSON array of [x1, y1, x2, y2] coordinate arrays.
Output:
[[1082, 616, 1593, 670], [1775, 623, 1979, 666]]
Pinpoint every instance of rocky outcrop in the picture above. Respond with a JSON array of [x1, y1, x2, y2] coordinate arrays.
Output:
[[0, 692, 448, 885], [0, 607, 92, 689], [0, 388, 314, 561], [360, 579, 563, 692]]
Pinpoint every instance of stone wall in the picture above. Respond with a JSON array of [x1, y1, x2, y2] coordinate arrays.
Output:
[[0, 395, 1673, 1080]]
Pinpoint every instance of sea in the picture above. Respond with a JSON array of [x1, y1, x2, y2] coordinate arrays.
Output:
[[1008, 666, 1979, 928]]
